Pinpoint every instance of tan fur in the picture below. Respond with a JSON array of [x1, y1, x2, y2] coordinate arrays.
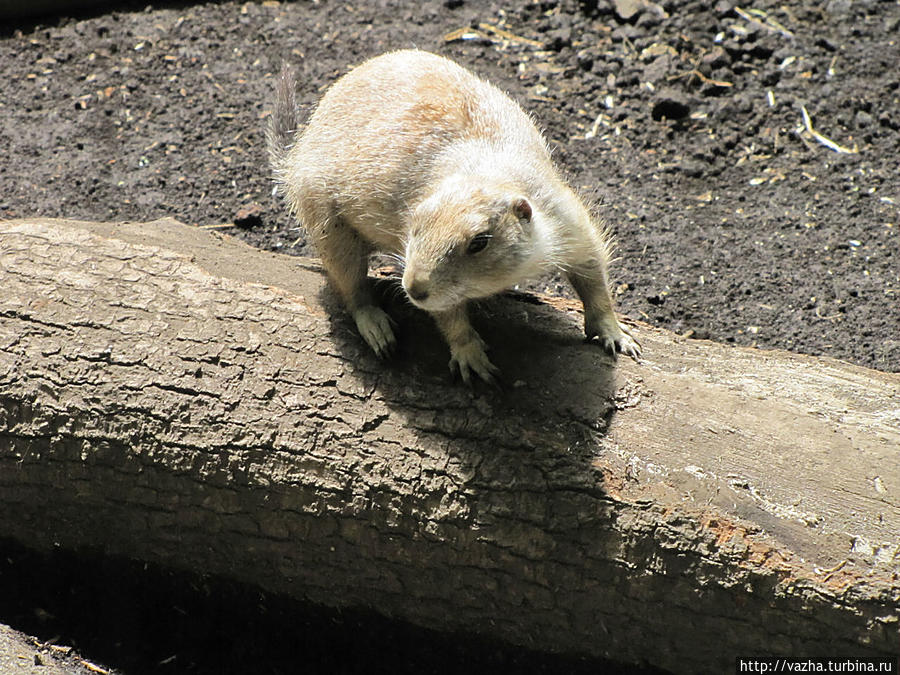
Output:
[[269, 50, 640, 383]]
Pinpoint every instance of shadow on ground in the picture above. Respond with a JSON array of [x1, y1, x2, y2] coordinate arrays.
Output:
[[0, 538, 666, 675]]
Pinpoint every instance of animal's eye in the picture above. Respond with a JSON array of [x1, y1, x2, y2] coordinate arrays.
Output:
[[466, 232, 492, 254]]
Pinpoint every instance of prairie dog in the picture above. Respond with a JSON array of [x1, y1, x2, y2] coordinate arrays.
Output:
[[267, 50, 640, 383]]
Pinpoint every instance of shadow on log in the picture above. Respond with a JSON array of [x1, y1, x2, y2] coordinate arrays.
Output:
[[0, 218, 898, 672]]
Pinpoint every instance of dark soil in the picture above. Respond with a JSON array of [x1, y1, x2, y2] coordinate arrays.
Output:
[[0, 0, 897, 672], [2, 0, 898, 371]]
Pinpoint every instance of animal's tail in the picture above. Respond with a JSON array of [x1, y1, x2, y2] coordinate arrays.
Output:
[[266, 62, 299, 178]]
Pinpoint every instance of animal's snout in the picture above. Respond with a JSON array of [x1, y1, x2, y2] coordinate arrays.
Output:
[[406, 280, 430, 302]]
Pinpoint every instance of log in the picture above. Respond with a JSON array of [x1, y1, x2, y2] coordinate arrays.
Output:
[[0, 218, 897, 672]]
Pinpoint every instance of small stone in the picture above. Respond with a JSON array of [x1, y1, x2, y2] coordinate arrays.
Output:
[[651, 89, 691, 121], [576, 48, 595, 71], [613, 0, 645, 22], [636, 11, 662, 29], [773, 47, 793, 63], [701, 46, 731, 70], [855, 110, 873, 128], [642, 54, 673, 83], [714, 0, 735, 15], [234, 202, 264, 229], [546, 27, 572, 51], [825, 0, 852, 14], [720, 39, 743, 59], [749, 42, 774, 60], [679, 159, 705, 178], [878, 111, 898, 130], [611, 24, 642, 42]]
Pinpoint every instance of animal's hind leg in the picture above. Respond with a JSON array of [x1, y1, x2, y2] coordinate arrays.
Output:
[[313, 213, 397, 358]]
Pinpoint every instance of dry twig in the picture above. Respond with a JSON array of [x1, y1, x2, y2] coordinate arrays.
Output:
[[734, 6, 794, 39], [668, 69, 733, 88], [799, 106, 859, 154], [442, 23, 544, 49]]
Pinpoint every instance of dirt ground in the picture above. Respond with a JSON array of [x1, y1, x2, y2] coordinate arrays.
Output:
[[2, 0, 898, 372], [0, 0, 898, 672]]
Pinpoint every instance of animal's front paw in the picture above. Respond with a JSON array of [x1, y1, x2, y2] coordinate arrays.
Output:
[[585, 309, 642, 362], [448, 336, 500, 386], [353, 305, 397, 358]]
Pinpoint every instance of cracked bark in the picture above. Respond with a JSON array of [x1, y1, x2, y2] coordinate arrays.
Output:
[[0, 218, 898, 672]]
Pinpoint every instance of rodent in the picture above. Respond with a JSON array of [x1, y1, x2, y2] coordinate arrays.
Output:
[[267, 49, 641, 384]]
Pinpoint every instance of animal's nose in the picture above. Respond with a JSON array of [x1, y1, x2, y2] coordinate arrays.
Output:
[[406, 281, 430, 302]]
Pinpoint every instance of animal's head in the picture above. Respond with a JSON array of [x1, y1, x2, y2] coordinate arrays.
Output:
[[401, 175, 545, 313]]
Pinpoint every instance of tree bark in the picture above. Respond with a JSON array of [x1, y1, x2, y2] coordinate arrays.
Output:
[[1, 218, 897, 671]]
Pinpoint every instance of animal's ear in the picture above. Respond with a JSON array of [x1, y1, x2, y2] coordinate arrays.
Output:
[[512, 198, 532, 224]]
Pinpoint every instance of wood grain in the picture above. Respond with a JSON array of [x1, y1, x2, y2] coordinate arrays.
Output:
[[1, 218, 897, 671]]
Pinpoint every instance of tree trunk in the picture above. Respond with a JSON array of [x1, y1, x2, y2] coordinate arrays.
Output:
[[1, 218, 897, 672]]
